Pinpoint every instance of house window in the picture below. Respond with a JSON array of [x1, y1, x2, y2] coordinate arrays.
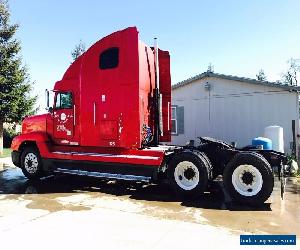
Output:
[[299, 97, 300, 118], [99, 47, 119, 69], [171, 106, 177, 134], [55, 92, 73, 109]]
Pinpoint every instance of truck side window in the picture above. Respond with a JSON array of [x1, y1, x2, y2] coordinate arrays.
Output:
[[99, 47, 119, 69], [171, 106, 177, 134], [55, 92, 72, 109]]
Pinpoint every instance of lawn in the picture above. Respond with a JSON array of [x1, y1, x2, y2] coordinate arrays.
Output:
[[0, 148, 12, 158]]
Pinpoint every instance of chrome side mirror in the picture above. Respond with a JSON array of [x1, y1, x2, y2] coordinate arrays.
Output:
[[45, 89, 52, 112]]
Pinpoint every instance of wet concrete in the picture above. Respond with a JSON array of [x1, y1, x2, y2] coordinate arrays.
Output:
[[0, 167, 299, 237]]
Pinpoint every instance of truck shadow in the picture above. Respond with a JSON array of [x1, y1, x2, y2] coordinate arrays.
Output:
[[1, 169, 271, 212], [129, 181, 272, 212]]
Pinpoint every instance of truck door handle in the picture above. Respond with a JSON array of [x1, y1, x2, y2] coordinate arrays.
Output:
[[93, 102, 96, 126]]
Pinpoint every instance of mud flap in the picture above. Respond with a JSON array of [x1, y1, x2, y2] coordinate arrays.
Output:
[[278, 162, 286, 199]]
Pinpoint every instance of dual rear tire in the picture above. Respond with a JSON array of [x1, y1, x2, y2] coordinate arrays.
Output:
[[168, 151, 274, 205], [167, 151, 212, 199], [223, 152, 274, 205]]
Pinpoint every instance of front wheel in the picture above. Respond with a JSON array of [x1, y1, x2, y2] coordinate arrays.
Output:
[[21, 147, 44, 180], [223, 152, 274, 206]]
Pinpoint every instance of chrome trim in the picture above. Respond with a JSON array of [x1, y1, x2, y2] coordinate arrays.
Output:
[[73, 104, 76, 126], [45, 89, 49, 110], [51, 151, 160, 160], [159, 93, 163, 136], [54, 168, 151, 182], [167, 101, 170, 130], [93, 102, 96, 125], [159, 94, 164, 136]]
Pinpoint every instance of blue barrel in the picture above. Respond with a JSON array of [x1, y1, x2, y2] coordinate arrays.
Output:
[[252, 137, 272, 150]]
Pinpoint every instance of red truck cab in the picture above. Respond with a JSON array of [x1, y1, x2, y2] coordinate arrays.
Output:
[[11, 27, 172, 181]]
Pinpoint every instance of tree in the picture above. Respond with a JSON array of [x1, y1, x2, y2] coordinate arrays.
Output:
[[256, 69, 267, 81], [281, 58, 300, 86], [207, 63, 214, 73], [0, 0, 37, 154], [71, 40, 86, 62]]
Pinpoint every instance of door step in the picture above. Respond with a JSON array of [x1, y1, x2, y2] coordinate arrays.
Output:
[[54, 168, 151, 182]]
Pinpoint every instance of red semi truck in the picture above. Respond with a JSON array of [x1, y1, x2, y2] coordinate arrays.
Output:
[[11, 27, 286, 205]]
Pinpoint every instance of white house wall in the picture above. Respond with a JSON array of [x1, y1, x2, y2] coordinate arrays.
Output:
[[171, 77, 299, 153]]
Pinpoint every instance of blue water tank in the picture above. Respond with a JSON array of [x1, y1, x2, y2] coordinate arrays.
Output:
[[252, 137, 272, 150]]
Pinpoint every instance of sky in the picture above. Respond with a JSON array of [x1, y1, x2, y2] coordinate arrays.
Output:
[[8, 0, 300, 111]]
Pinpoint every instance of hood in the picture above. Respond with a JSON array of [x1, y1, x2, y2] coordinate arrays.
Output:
[[22, 114, 48, 134]]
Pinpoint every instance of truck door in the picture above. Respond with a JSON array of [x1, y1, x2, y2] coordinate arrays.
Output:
[[53, 92, 74, 140]]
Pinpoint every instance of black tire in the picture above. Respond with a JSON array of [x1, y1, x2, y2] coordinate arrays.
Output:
[[197, 152, 213, 179], [223, 152, 274, 206], [21, 146, 44, 180], [167, 151, 211, 199]]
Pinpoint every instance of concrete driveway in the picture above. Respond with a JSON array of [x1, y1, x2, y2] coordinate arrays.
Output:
[[0, 160, 299, 250]]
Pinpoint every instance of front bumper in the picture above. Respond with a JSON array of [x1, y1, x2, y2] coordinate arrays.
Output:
[[11, 150, 21, 167]]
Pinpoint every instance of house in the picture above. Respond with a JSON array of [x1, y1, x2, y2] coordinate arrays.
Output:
[[171, 72, 300, 154]]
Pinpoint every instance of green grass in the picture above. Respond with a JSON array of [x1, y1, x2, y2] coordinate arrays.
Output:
[[0, 148, 12, 158]]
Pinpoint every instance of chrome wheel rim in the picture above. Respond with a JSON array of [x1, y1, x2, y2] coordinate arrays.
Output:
[[232, 164, 263, 196], [24, 153, 39, 174], [174, 161, 199, 190]]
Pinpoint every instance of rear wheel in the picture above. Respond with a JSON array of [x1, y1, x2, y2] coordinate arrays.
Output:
[[168, 152, 211, 199], [21, 147, 44, 180], [223, 152, 274, 205]]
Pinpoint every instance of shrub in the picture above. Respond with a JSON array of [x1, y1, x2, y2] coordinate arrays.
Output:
[[3, 127, 20, 148]]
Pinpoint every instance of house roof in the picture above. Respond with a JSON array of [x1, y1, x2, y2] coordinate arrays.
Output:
[[172, 72, 300, 92]]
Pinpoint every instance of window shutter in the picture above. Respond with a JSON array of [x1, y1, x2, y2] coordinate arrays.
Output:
[[177, 106, 184, 134]]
